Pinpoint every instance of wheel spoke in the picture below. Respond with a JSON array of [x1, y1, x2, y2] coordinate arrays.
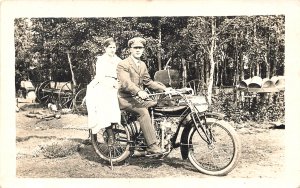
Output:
[[58, 82, 74, 109], [91, 124, 131, 162], [188, 120, 240, 175]]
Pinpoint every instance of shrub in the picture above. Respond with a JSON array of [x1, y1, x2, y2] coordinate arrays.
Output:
[[41, 141, 79, 159], [211, 89, 285, 123]]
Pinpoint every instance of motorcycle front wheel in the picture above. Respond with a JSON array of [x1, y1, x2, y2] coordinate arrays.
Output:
[[91, 124, 131, 163], [187, 118, 241, 176]]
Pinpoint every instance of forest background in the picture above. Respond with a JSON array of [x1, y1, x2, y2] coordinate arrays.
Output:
[[14, 15, 285, 123]]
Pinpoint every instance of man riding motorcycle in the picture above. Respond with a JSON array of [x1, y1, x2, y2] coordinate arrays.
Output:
[[117, 37, 169, 154]]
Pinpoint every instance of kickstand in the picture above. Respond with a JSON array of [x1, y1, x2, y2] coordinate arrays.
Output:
[[108, 146, 114, 170]]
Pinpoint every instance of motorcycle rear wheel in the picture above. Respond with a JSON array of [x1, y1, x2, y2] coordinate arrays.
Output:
[[91, 124, 131, 163], [187, 118, 241, 176]]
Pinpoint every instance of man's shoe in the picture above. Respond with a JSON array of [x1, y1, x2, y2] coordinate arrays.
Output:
[[146, 144, 162, 154]]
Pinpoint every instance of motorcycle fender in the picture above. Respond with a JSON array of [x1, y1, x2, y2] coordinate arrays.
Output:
[[180, 121, 192, 160], [205, 112, 225, 120], [179, 112, 225, 160]]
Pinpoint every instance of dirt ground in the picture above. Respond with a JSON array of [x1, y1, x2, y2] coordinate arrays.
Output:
[[15, 101, 285, 179]]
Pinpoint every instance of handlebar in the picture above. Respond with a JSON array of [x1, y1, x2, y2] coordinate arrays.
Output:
[[148, 87, 194, 97]]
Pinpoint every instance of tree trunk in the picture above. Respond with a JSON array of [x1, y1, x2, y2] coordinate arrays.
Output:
[[264, 54, 270, 78], [219, 50, 226, 86], [233, 33, 238, 86], [241, 53, 247, 80], [235, 57, 238, 86], [157, 19, 162, 70], [272, 46, 277, 77], [215, 59, 219, 86], [220, 59, 224, 86], [208, 50, 215, 104], [205, 58, 210, 84], [256, 62, 260, 77], [224, 59, 228, 85], [207, 18, 217, 105], [240, 55, 244, 81], [265, 33, 271, 78], [200, 58, 205, 82], [195, 60, 200, 80], [182, 58, 187, 87]]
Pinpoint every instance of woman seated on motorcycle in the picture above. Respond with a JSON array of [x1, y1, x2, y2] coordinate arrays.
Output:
[[86, 37, 122, 145]]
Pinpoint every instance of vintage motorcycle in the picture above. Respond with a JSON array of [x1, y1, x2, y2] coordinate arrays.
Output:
[[90, 87, 241, 176]]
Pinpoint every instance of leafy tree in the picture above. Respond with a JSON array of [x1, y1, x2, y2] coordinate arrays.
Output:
[[181, 15, 284, 104], [14, 18, 34, 93], [182, 16, 227, 103], [15, 16, 285, 105]]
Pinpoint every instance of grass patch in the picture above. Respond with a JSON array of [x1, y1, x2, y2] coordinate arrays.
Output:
[[41, 141, 79, 159]]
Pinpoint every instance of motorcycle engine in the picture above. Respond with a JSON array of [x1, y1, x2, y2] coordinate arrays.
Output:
[[156, 117, 178, 151]]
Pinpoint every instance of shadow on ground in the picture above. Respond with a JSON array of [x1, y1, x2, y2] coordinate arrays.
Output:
[[77, 143, 197, 172]]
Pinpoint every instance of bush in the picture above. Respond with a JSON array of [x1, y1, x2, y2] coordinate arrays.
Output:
[[211, 89, 285, 123], [41, 141, 79, 159]]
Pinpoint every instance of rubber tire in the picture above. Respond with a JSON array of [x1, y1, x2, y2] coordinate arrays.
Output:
[[187, 118, 241, 176], [91, 124, 131, 163]]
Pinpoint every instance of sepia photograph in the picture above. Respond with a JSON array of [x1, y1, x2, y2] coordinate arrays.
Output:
[[1, 0, 300, 187]]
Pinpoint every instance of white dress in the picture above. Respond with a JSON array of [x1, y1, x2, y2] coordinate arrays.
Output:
[[86, 53, 122, 134]]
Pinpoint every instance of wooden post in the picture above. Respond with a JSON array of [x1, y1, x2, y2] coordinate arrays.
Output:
[[65, 51, 77, 110], [66, 51, 77, 91]]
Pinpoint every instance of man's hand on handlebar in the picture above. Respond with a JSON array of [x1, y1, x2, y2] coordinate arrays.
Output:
[[164, 87, 174, 94], [163, 87, 194, 96], [137, 90, 149, 99]]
